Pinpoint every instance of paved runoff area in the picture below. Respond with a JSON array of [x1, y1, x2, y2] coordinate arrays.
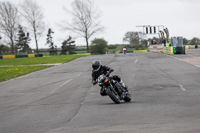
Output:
[[1, 49, 200, 133]]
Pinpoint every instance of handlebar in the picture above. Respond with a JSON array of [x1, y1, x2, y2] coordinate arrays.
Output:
[[106, 69, 114, 77]]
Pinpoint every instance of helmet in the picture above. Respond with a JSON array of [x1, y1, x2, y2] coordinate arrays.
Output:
[[92, 60, 101, 71]]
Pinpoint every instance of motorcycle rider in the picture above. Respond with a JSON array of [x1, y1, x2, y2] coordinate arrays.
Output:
[[123, 46, 127, 54], [91, 60, 128, 96]]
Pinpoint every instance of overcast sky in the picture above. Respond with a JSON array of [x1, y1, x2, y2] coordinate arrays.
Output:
[[2, 0, 200, 48]]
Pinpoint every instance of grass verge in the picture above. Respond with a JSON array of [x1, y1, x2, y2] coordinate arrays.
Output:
[[0, 54, 90, 82], [0, 66, 52, 82], [0, 54, 90, 66]]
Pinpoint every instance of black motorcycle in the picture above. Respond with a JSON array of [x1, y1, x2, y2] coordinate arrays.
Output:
[[97, 74, 131, 104]]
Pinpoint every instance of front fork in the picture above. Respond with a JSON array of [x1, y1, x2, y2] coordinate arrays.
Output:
[[110, 81, 126, 100], [109, 81, 119, 95]]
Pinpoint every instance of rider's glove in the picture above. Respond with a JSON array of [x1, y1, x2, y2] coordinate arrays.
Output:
[[106, 72, 110, 77], [106, 69, 114, 76]]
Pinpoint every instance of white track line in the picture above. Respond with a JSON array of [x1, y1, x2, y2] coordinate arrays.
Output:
[[178, 84, 186, 91], [51, 73, 81, 93], [135, 59, 138, 64], [51, 79, 72, 93], [77, 73, 82, 77], [59, 79, 72, 87]]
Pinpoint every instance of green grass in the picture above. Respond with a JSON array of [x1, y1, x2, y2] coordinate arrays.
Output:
[[74, 50, 87, 54], [0, 66, 52, 82], [0, 54, 89, 66], [34, 50, 87, 56], [0, 54, 90, 82]]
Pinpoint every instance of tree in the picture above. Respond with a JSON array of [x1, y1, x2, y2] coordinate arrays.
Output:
[[90, 38, 108, 54], [16, 25, 31, 53], [123, 32, 141, 47], [189, 37, 199, 46], [140, 39, 148, 47], [108, 44, 118, 50], [0, 1, 19, 54], [183, 38, 188, 45], [20, 0, 45, 54], [0, 44, 10, 55], [115, 45, 123, 53], [46, 28, 57, 55], [62, 0, 104, 53], [61, 36, 75, 55]]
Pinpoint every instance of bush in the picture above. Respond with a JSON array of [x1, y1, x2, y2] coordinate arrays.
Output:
[[115, 45, 123, 53], [135, 45, 140, 50], [90, 38, 108, 54]]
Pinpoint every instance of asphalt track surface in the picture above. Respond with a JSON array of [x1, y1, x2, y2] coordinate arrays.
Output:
[[1, 49, 200, 133]]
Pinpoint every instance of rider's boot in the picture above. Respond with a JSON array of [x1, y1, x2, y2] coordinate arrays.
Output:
[[120, 80, 128, 91], [100, 87, 107, 96]]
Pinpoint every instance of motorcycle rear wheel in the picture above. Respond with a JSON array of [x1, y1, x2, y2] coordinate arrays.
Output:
[[123, 92, 131, 102]]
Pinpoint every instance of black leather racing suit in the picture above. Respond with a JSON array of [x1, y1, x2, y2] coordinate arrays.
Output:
[[91, 65, 121, 95]]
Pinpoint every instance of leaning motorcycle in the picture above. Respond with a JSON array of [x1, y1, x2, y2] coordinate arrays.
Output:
[[97, 74, 131, 104]]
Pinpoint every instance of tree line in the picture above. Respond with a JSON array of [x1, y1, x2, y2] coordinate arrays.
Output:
[[0, 0, 103, 55], [1, 0, 199, 55], [123, 31, 200, 47], [89, 33, 200, 55]]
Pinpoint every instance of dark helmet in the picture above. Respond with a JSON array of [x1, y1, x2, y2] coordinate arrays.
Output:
[[92, 60, 101, 71]]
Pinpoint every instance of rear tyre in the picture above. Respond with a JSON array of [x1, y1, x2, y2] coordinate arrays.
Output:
[[106, 87, 120, 104], [123, 92, 131, 102]]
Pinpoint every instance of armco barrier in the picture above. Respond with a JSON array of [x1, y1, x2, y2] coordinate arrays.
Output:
[[188, 45, 195, 49], [0, 54, 43, 59], [35, 54, 43, 57], [148, 44, 163, 52], [133, 50, 148, 53], [28, 54, 35, 57], [162, 47, 174, 55], [3, 55, 16, 59], [16, 55, 28, 58], [162, 46, 187, 55], [185, 45, 200, 49], [173, 46, 186, 54], [185, 47, 187, 54]]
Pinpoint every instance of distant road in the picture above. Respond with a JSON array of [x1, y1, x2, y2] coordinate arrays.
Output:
[[0, 50, 200, 133]]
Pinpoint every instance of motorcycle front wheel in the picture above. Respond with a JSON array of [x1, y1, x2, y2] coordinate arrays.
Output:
[[106, 87, 121, 104]]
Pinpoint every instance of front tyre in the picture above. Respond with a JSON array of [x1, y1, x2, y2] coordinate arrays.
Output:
[[106, 87, 120, 104]]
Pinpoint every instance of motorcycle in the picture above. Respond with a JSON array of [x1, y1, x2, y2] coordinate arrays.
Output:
[[123, 50, 126, 55], [123, 47, 127, 55], [97, 73, 131, 104]]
